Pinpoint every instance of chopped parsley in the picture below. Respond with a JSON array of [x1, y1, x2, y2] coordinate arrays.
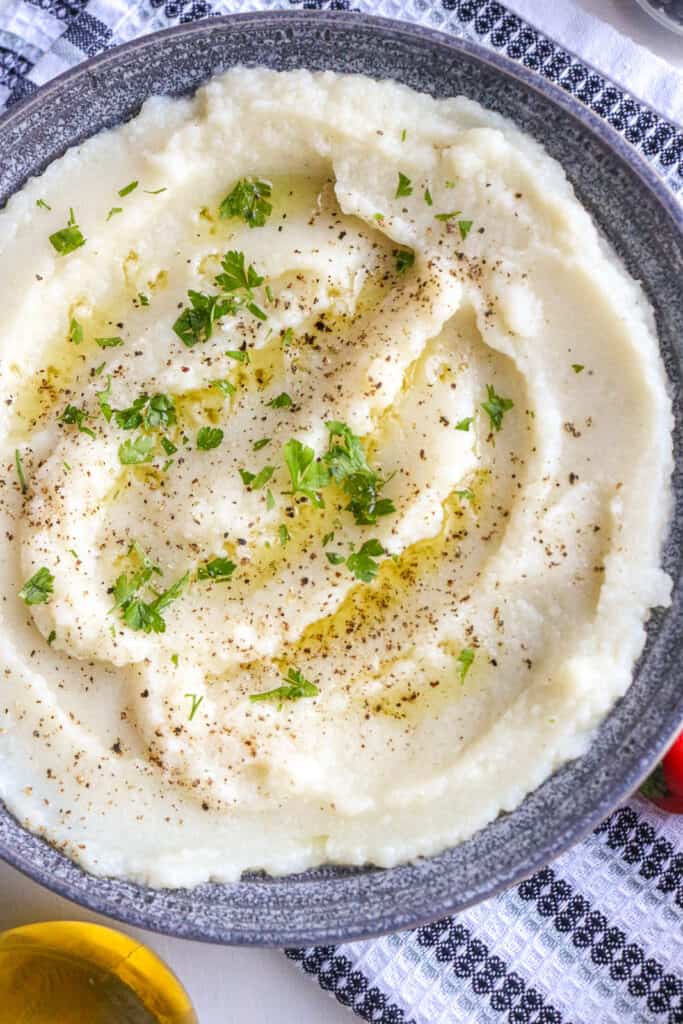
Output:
[[395, 248, 415, 274], [107, 207, 123, 221], [249, 666, 319, 707], [196, 426, 224, 451], [226, 349, 249, 364], [173, 290, 233, 348], [36, 198, 51, 211], [572, 363, 585, 373], [113, 568, 189, 634], [49, 208, 85, 256], [481, 384, 514, 432], [144, 187, 167, 195], [215, 250, 267, 321], [219, 178, 273, 228], [161, 436, 177, 456], [210, 378, 236, 397], [434, 210, 461, 222], [138, 293, 150, 307], [47, 630, 56, 645], [68, 317, 83, 345], [458, 219, 473, 240], [395, 172, 413, 198], [456, 648, 475, 683], [97, 375, 113, 422], [15, 449, 27, 494], [118, 180, 138, 197], [19, 567, 54, 606], [119, 434, 155, 465], [281, 327, 294, 349], [266, 489, 276, 510], [456, 488, 474, 503], [253, 437, 271, 451], [95, 336, 123, 348], [401, 128, 407, 142], [240, 465, 274, 490], [278, 524, 290, 546], [283, 438, 329, 507], [424, 187, 433, 206], [455, 417, 473, 432], [326, 551, 345, 566], [346, 538, 384, 582], [197, 557, 236, 582], [324, 421, 395, 526], [114, 393, 176, 432], [267, 392, 293, 409], [186, 693, 204, 720], [61, 404, 95, 439]]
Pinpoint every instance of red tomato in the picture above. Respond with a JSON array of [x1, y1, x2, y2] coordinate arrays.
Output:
[[662, 731, 683, 798]]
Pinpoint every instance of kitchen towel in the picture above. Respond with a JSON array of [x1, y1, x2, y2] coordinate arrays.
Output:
[[0, 1, 682, 1022]]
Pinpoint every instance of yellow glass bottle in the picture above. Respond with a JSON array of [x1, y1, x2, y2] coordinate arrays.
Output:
[[0, 920, 198, 1024]]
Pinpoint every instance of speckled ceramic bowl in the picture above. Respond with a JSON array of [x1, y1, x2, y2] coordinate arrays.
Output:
[[1, 11, 682, 947]]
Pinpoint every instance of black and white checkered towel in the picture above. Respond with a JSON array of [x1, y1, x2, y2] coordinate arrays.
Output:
[[1, 1, 682, 1021]]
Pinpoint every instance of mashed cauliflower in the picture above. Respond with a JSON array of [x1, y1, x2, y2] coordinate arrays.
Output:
[[0, 69, 672, 886]]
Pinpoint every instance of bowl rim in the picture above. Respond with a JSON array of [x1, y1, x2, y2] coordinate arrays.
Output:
[[0, 8, 682, 946]]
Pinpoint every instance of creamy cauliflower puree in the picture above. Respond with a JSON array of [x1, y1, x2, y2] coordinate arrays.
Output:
[[0, 69, 672, 887]]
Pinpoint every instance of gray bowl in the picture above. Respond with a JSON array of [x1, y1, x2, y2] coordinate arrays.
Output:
[[1, 11, 682, 947]]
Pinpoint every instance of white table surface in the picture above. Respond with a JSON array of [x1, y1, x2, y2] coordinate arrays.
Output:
[[1, 4, 680, 1023]]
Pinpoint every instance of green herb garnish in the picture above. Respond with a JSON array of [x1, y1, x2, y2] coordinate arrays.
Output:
[[107, 207, 123, 221], [396, 172, 412, 198], [118, 181, 138, 197], [267, 392, 293, 409], [481, 385, 514, 432], [253, 438, 271, 451], [61, 404, 95, 439], [68, 318, 83, 345], [395, 248, 414, 274], [455, 417, 473, 432], [95, 336, 123, 349], [240, 465, 274, 490], [15, 449, 27, 494], [458, 219, 473, 240], [283, 439, 329, 507], [36, 199, 51, 211], [219, 178, 273, 228], [197, 426, 224, 451], [434, 210, 461, 222], [324, 421, 395, 526], [279, 524, 290, 546], [249, 666, 319, 707], [49, 208, 85, 256], [114, 393, 176, 432], [173, 290, 233, 348], [210, 378, 236, 397], [197, 557, 236, 582], [215, 250, 267, 321], [119, 434, 155, 464], [19, 567, 54, 605], [456, 648, 474, 683], [346, 538, 384, 582], [424, 188, 433, 206], [572, 363, 584, 373], [97, 375, 113, 422], [186, 693, 204, 720]]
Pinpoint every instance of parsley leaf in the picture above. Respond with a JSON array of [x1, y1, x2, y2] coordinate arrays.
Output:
[[114, 393, 176, 432], [197, 557, 236, 582], [215, 250, 267, 321], [424, 188, 433, 206], [481, 385, 514, 432], [219, 178, 273, 228], [572, 363, 584, 373], [61, 404, 95, 439], [161, 436, 177, 456], [283, 438, 329, 507], [458, 219, 473, 240], [250, 666, 319, 706], [326, 551, 345, 565], [279, 524, 290, 546], [434, 210, 461, 222], [49, 208, 85, 256], [455, 417, 473, 432], [36, 199, 51, 211], [253, 437, 271, 451], [395, 248, 415, 274], [267, 392, 293, 409], [117, 570, 189, 634], [173, 290, 234, 348], [396, 172, 413, 198], [119, 434, 155, 465], [210, 378, 236, 397], [456, 648, 474, 683], [118, 181, 138, 197], [186, 693, 204, 720], [95, 336, 123, 348], [346, 539, 384, 582], [324, 421, 395, 526], [15, 449, 27, 494], [97, 375, 113, 422], [197, 426, 224, 451], [240, 465, 274, 490], [68, 318, 83, 345], [281, 327, 294, 349], [226, 349, 249, 364], [107, 207, 123, 221], [19, 567, 54, 605], [266, 489, 275, 510]]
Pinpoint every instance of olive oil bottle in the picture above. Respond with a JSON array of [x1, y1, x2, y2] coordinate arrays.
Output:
[[0, 921, 197, 1023]]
